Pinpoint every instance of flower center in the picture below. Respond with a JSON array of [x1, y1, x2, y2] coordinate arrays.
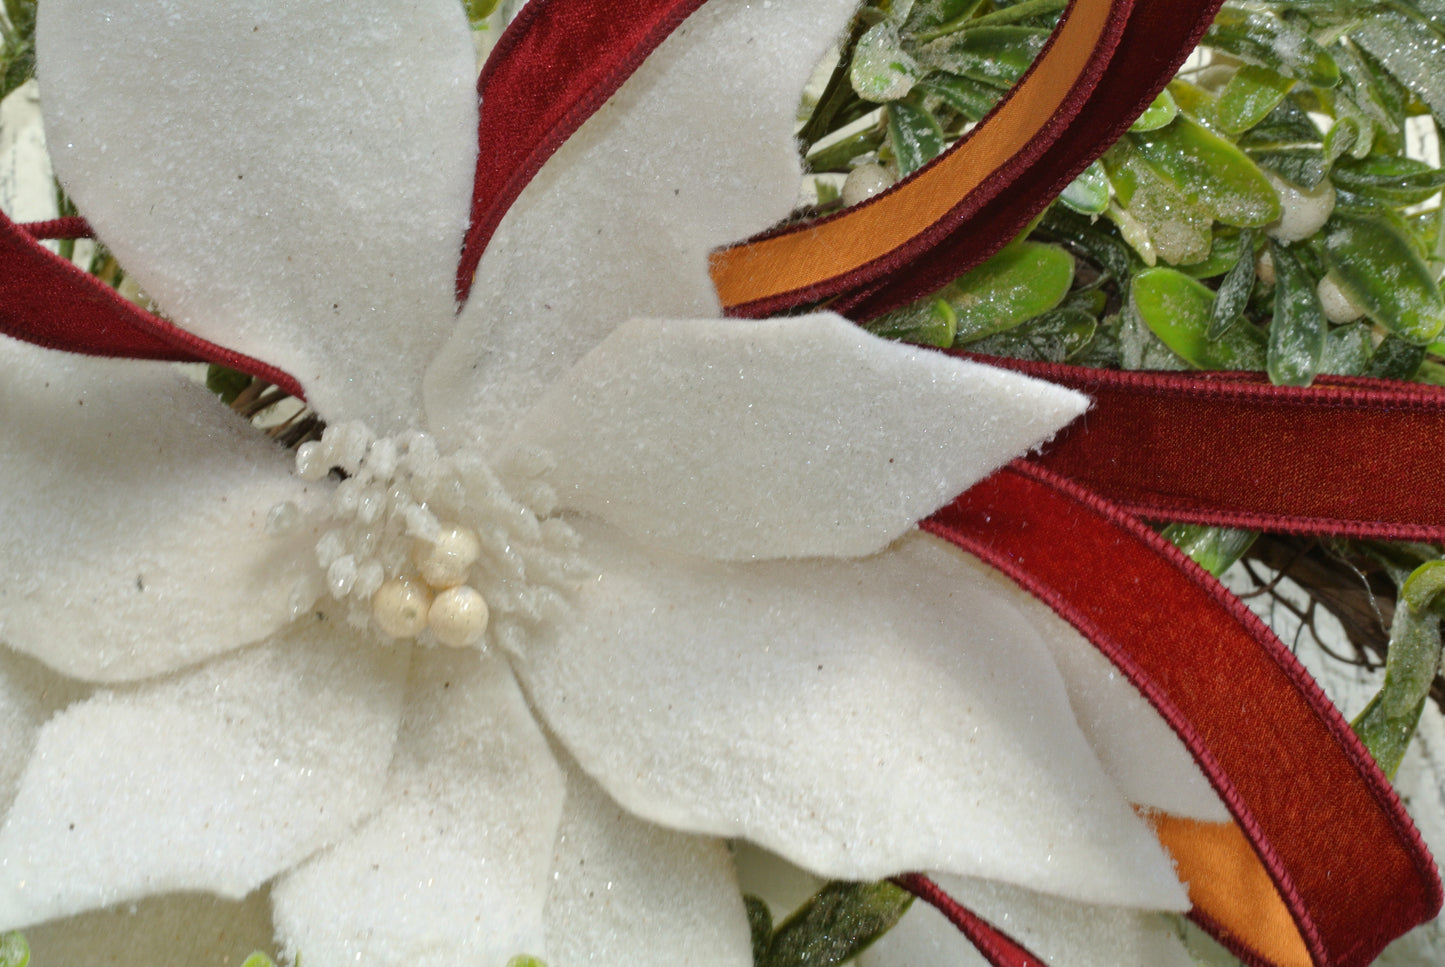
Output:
[[271, 421, 585, 651]]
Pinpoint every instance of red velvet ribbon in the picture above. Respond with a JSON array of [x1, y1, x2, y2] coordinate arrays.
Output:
[[1, 0, 1443, 964], [984, 357, 1445, 543], [893, 874, 1046, 967], [456, 0, 711, 302], [0, 207, 303, 397], [925, 463, 1442, 967]]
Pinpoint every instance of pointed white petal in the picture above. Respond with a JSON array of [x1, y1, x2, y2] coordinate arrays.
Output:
[[0, 648, 88, 816], [426, 0, 859, 453], [0, 622, 407, 929], [519, 521, 1187, 910], [860, 874, 1195, 967], [23, 890, 278, 967], [504, 315, 1086, 560], [0, 338, 325, 682], [1022, 594, 1229, 822], [545, 755, 753, 967], [272, 648, 564, 967], [37, 0, 477, 430]]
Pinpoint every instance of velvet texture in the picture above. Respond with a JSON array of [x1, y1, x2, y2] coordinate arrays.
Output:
[[3, 0, 1444, 962], [925, 463, 1442, 967]]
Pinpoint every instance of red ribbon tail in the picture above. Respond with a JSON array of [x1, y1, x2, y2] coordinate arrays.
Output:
[[924, 463, 1442, 967], [894, 874, 1051, 967]]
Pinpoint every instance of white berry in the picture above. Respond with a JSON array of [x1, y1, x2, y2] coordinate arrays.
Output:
[[429, 585, 490, 648], [372, 578, 432, 639], [416, 525, 482, 589]]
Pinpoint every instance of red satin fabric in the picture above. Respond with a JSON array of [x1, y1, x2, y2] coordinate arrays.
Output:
[[925, 463, 1442, 967]]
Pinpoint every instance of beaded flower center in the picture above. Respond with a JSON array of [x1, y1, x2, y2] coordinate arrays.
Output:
[[270, 422, 586, 652]]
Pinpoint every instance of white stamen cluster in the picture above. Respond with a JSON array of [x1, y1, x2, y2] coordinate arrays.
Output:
[[281, 421, 586, 652]]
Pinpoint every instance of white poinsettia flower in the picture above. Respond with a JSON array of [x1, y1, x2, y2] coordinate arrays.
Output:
[[0, 0, 1229, 964]]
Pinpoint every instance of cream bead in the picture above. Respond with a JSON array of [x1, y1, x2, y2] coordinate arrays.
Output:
[[416, 524, 482, 588], [428, 585, 490, 648], [372, 577, 432, 639], [842, 162, 894, 207]]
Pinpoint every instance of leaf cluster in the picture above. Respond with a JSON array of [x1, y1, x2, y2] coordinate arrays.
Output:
[[798, 3, 1445, 961], [0, 0, 36, 103]]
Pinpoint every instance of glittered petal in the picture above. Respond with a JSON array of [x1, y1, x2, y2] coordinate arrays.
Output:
[[0, 338, 326, 682], [504, 315, 1086, 560], [860, 874, 1195, 967], [271, 648, 564, 967], [1021, 592, 1229, 822], [426, 0, 859, 454], [0, 623, 407, 930], [520, 522, 1188, 910], [545, 755, 753, 967], [22, 890, 278, 967], [36, 0, 477, 430], [0, 648, 88, 817]]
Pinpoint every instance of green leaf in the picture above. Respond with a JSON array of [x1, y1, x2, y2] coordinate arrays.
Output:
[[1132, 267, 1268, 369], [464, 0, 501, 26], [504, 956, 548, 967], [1320, 212, 1445, 344], [1129, 89, 1178, 133], [206, 365, 253, 405], [1161, 524, 1257, 577], [1042, 207, 1137, 284], [240, 954, 276, 967], [946, 241, 1075, 342], [0, 933, 28, 967], [1353, 10, 1445, 127], [1130, 117, 1282, 227], [1060, 160, 1110, 215], [1330, 154, 1445, 208], [1106, 149, 1214, 265], [1217, 65, 1294, 135], [761, 881, 912, 967], [1320, 323, 1373, 376], [919, 72, 1006, 121], [1266, 241, 1326, 386], [1180, 230, 1250, 279], [866, 295, 957, 347], [915, 26, 1047, 87], [1249, 147, 1329, 191], [886, 96, 945, 176], [1208, 230, 1258, 338], [903, 0, 984, 33], [1205, 8, 1340, 88], [1365, 335, 1427, 380], [745, 895, 773, 967], [851, 22, 921, 102], [1352, 561, 1445, 778], [966, 307, 1097, 361]]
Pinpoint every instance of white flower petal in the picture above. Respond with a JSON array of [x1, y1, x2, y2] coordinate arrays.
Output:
[[0, 648, 88, 816], [545, 754, 753, 967], [36, 0, 477, 430], [1023, 594, 1229, 822], [272, 648, 564, 967], [520, 521, 1188, 910], [504, 315, 1086, 560], [0, 338, 325, 682], [22, 890, 278, 967], [426, 0, 859, 453], [860, 874, 1195, 967], [0, 621, 407, 930]]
